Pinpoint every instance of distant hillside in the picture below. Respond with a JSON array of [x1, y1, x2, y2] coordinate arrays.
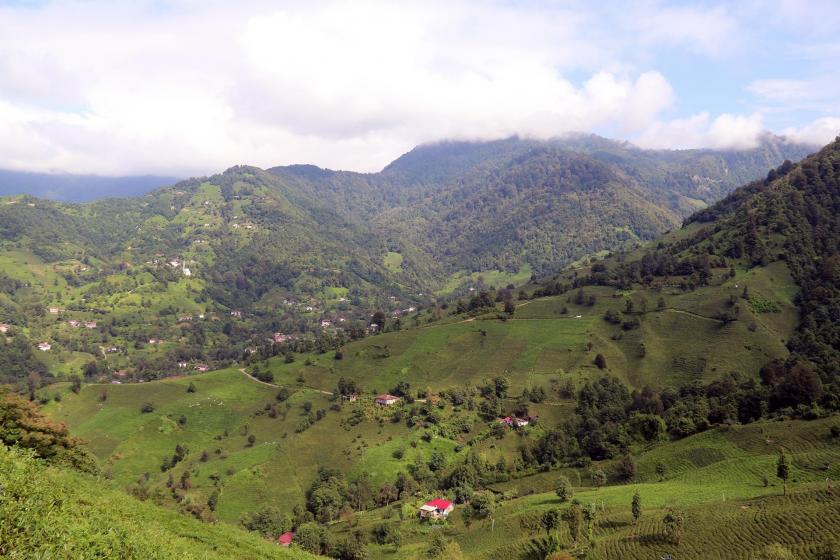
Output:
[[0, 168, 179, 202], [0, 134, 817, 382], [270, 133, 816, 281]]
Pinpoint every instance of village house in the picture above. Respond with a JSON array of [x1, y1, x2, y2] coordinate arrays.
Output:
[[177, 362, 188, 368], [278, 532, 294, 547], [320, 320, 331, 328], [68, 320, 80, 328], [375, 394, 400, 406], [84, 321, 97, 329], [179, 315, 193, 322], [108, 347, 119, 353], [48, 307, 60, 314], [419, 498, 454, 520], [230, 310, 242, 318], [37, 342, 51, 351], [0, 323, 9, 333], [273, 332, 288, 343], [498, 416, 531, 428], [194, 364, 210, 372], [342, 393, 358, 402]]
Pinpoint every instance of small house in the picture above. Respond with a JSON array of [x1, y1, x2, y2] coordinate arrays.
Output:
[[342, 393, 358, 402], [179, 315, 193, 322], [84, 321, 97, 329], [195, 364, 210, 372], [278, 532, 294, 546], [498, 416, 513, 426], [375, 394, 400, 406], [37, 342, 51, 351], [48, 307, 60, 314], [513, 417, 530, 427], [320, 320, 331, 328], [68, 320, 80, 328], [0, 323, 9, 333], [419, 498, 453, 519]]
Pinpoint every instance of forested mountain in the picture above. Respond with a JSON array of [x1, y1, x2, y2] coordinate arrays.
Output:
[[0, 168, 178, 201], [0, 134, 815, 383], [564, 136, 840, 406], [270, 133, 814, 279]]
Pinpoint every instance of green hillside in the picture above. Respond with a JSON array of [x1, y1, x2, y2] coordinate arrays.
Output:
[[0, 444, 319, 559], [0, 135, 811, 385]]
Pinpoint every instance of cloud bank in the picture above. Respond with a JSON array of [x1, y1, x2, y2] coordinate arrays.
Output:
[[0, 0, 837, 176]]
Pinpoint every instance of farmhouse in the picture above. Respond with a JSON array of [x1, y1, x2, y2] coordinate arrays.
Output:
[[375, 394, 400, 406], [37, 342, 51, 351], [419, 498, 453, 519], [278, 532, 294, 546]]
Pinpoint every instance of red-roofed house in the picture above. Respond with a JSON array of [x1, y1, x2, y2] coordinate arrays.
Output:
[[419, 498, 454, 519], [375, 394, 400, 406], [278, 532, 294, 546]]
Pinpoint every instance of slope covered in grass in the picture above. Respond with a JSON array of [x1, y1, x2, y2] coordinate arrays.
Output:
[[0, 444, 319, 559]]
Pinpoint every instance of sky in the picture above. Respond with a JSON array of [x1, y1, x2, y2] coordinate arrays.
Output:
[[0, 0, 838, 176]]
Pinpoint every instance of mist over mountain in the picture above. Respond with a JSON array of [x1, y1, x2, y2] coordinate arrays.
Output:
[[0, 169, 180, 202]]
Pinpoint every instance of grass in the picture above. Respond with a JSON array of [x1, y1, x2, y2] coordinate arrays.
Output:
[[0, 444, 319, 559], [436, 265, 533, 296], [384, 252, 404, 273]]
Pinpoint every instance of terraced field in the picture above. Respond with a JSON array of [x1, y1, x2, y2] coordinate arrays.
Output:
[[332, 418, 840, 560]]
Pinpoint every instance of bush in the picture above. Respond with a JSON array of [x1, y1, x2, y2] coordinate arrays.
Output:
[[555, 476, 573, 502], [140, 403, 154, 413]]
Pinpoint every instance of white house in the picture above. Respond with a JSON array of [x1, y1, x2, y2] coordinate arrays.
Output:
[[375, 394, 400, 406], [37, 342, 51, 351]]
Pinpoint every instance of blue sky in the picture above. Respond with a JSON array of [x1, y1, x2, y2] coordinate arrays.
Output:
[[0, 0, 837, 175]]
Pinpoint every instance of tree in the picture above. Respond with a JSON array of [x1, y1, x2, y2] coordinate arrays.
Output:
[[662, 507, 685, 544], [616, 454, 637, 482], [590, 468, 607, 488], [296, 522, 327, 554], [777, 450, 790, 496], [594, 353, 607, 369], [0, 389, 97, 473], [540, 508, 561, 535], [655, 462, 667, 481], [555, 476, 573, 503], [247, 434, 256, 447], [631, 492, 641, 524], [563, 502, 584, 545], [187, 382, 196, 393]]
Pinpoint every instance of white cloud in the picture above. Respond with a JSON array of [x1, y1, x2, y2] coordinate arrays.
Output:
[[0, 0, 831, 176], [635, 113, 765, 150], [782, 117, 840, 146]]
